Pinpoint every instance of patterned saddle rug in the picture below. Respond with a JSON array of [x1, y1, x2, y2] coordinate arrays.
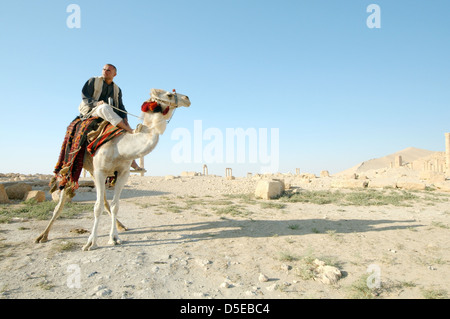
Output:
[[51, 116, 125, 194]]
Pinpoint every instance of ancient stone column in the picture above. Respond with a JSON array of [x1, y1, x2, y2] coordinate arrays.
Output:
[[139, 157, 145, 176], [394, 155, 402, 167], [446, 133, 450, 172], [225, 168, 234, 180], [203, 165, 208, 176]]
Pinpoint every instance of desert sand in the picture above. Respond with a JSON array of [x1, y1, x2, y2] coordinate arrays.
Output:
[[0, 148, 449, 300]]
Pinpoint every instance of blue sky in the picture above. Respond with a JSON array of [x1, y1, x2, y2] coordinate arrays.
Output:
[[0, 0, 449, 177]]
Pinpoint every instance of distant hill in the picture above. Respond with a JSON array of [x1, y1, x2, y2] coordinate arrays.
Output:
[[336, 147, 439, 176]]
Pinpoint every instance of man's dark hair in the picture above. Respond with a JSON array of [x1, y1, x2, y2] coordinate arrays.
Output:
[[106, 64, 117, 72]]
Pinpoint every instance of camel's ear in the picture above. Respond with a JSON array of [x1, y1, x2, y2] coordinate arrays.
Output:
[[150, 88, 164, 98]]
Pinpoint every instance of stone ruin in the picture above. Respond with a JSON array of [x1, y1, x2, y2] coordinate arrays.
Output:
[[225, 168, 235, 180], [391, 133, 450, 174]]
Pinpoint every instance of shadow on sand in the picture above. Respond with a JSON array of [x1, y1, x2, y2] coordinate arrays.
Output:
[[71, 188, 170, 202], [123, 217, 422, 247]]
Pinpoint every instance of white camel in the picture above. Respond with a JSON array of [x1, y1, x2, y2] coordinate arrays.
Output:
[[35, 89, 191, 250]]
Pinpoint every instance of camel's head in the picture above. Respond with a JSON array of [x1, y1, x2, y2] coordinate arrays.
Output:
[[140, 89, 190, 134], [150, 88, 191, 108], [141, 89, 190, 116]]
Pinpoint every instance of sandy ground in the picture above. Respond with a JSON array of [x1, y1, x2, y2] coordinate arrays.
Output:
[[0, 173, 449, 299]]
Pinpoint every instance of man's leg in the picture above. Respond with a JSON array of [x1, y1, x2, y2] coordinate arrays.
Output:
[[92, 104, 140, 171], [93, 104, 133, 133], [116, 119, 134, 134], [131, 160, 145, 171]]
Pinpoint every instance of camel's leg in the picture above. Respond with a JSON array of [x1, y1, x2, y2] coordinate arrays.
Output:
[[85, 157, 128, 231], [82, 171, 107, 251], [35, 189, 69, 243], [104, 194, 128, 231], [107, 170, 129, 246]]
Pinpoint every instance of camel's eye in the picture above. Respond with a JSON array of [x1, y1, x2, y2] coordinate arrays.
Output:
[[166, 93, 173, 98]]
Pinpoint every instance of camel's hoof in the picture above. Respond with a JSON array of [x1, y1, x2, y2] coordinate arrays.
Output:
[[108, 238, 122, 246], [82, 243, 97, 251], [35, 234, 48, 243]]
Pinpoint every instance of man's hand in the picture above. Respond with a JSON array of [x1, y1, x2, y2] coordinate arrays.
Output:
[[97, 100, 105, 105]]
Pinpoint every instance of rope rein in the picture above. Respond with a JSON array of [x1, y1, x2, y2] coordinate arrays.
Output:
[[108, 104, 143, 120], [82, 94, 179, 123]]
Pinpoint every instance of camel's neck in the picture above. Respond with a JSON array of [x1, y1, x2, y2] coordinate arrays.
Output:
[[114, 111, 168, 160]]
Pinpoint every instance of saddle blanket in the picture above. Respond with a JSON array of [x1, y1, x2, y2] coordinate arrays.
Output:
[[87, 122, 126, 156], [52, 116, 125, 192]]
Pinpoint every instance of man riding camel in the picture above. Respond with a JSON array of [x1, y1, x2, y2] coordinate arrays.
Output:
[[79, 64, 144, 172]]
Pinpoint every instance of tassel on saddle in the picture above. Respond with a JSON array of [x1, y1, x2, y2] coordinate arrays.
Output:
[[87, 120, 109, 143], [48, 175, 76, 199]]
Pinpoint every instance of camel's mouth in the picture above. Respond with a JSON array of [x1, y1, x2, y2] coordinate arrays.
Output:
[[180, 96, 191, 107]]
